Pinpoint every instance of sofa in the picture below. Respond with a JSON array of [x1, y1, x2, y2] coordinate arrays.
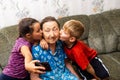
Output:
[[0, 9, 120, 80]]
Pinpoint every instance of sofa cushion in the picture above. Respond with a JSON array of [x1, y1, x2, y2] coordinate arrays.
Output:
[[102, 9, 120, 51], [98, 52, 120, 80], [0, 25, 18, 67], [89, 14, 118, 54], [118, 37, 120, 51], [0, 25, 18, 46], [88, 14, 106, 54], [98, 14, 118, 53], [102, 9, 120, 36], [0, 32, 11, 67]]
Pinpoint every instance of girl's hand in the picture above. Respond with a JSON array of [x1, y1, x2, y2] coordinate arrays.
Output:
[[40, 39, 48, 50], [26, 60, 46, 74]]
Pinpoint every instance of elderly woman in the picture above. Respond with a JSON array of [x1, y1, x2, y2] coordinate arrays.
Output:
[[31, 16, 80, 80]]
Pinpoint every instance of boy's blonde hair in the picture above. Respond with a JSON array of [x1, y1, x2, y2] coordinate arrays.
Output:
[[63, 20, 84, 39]]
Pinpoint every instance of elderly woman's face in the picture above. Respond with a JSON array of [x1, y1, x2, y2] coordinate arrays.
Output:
[[42, 21, 60, 44]]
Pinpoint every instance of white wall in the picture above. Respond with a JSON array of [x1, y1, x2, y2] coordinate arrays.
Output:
[[0, 0, 120, 28]]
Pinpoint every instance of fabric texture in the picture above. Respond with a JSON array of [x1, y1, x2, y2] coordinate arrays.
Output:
[[32, 40, 78, 80], [64, 40, 97, 70], [2, 38, 31, 79], [74, 57, 109, 79]]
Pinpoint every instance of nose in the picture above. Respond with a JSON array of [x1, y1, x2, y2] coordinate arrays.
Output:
[[49, 31, 54, 37], [40, 29, 42, 33], [60, 29, 63, 33], [60, 29, 63, 34]]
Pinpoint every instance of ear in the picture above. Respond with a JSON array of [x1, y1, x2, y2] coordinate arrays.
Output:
[[26, 33, 31, 38], [69, 37, 76, 42]]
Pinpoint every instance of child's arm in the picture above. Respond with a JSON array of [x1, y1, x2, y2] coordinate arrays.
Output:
[[65, 58, 82, 80], [20, 45, 45, 74], [30, 73, 42, 80], [86, 63, 100, 80], [40, 39, 49, 50]]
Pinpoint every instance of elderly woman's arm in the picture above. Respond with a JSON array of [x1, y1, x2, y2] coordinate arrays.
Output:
[[65, 58, 82, 80], [30, 73, 42, 80]]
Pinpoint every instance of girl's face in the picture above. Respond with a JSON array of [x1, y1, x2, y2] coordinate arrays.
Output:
[[42, 21, 59, 44], [60, 27, 70, 42], [32, 22, 42, 41]]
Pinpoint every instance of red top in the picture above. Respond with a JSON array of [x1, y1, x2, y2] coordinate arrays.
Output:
[[64, 40, 97, 70]]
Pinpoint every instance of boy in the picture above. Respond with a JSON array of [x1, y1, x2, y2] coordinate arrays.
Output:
[[59, 20, 110, 80]]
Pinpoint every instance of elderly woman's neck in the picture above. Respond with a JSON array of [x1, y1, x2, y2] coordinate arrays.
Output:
[[49, 43, 56, 54]]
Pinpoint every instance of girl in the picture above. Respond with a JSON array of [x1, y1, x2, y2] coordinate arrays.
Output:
[[0, 18, 45, 80]]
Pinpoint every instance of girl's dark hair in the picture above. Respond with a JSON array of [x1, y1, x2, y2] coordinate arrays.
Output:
[[18, 18, 39, 37], [40, 16, 60, 30]]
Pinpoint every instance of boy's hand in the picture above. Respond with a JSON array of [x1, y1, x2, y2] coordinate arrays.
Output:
[[40, 39, 48, 50], [93, 75, 101, 80]]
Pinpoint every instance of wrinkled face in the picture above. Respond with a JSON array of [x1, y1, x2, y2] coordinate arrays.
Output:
[[42, 21, 59, 44], [60, 27, 70, 42], [32, 22, 42, 41]]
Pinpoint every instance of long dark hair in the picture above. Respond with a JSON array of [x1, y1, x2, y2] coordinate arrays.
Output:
[[18, 18, 39, 37]]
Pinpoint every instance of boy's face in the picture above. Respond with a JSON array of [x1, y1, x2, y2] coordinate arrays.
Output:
[[32, 22, 42, 41], [60, 27, 71, 42], [42, 21, 60, 44]]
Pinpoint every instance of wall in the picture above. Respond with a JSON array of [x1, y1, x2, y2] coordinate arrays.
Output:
[[0, 0, 120, 28]]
